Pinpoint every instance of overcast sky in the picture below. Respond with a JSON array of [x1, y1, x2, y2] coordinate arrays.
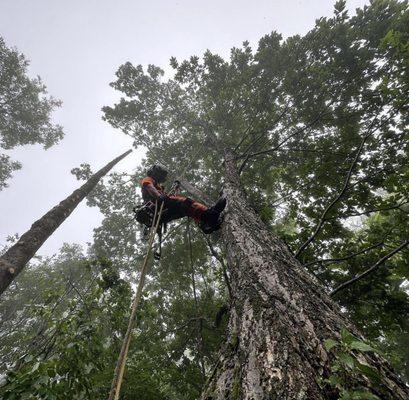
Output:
[[0, 0, 369, 256]]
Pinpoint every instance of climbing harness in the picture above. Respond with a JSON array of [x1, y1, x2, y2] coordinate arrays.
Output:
[[133, 180, 181, 224], [132, 202, 166, 259], [133, 201, 156, 229], [132, 180, 181, 255]]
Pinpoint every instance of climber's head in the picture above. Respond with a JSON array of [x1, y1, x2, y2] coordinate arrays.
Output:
[[147, 164, 168, 183]]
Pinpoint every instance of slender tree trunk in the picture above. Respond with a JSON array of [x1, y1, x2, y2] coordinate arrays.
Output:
[[200, 153, 409, 400], [0, 149, 132, 297], [178, 176, 214, 206]]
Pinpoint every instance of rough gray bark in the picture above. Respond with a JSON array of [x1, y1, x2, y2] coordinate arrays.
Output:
[[0, 149, 132, 297], [200, 153, 409, 400]]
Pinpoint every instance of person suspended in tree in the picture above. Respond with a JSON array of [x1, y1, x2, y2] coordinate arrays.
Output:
[[140, 165, 226, 234]]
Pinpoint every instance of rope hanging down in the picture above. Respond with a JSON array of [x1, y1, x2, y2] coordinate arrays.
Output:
[[108, 139, 209, 400], [107, 200, 164, 400]]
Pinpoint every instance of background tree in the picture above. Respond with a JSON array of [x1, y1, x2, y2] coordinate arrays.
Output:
[[0, 1, 408, 399], [0, 149, 131, 296], [0, 36, 64, 190]]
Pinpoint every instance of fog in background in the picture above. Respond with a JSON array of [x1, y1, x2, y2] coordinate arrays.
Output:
[[0, 0, 369, 256]]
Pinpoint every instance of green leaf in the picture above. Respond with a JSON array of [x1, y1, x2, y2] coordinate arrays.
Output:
[[341, 328, 356, 346], [340, 390, 353, 400], [327, 375, 342, 387], [350, 341, 374, 352], [338, 353, 355, 369], [351, 390, 380, 399], [357, 363, 381, 384], [324, 338, 339, 351], [30, 362, 40, 373], [334, 0, 346, 14]]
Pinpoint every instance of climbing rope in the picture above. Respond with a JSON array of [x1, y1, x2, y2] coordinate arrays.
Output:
[[108, 136, 209, 399], [107, 200, 163, 400]]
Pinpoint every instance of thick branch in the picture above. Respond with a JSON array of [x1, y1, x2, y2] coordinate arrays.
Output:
[[236, 60, 362, 171], [238, 113, 325, 174], [237, 68, 389, 176], [233, 114, 260, 152], [237, 104, 290, 158]]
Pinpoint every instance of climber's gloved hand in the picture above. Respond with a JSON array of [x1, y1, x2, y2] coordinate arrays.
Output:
[[157, 193, 169, 205]]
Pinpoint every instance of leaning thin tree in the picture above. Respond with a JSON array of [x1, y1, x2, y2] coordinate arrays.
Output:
[[0, 149, 132, 296]]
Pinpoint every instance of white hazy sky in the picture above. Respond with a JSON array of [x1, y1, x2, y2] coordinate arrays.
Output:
[[0, 0, 369, 256]]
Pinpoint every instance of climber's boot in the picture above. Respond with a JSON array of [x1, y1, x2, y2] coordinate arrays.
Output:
[[199, 197, 226, 234]]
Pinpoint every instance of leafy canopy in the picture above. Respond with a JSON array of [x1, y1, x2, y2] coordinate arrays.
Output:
[[0, 36, 64, 189], [1, 1, 408, 398]]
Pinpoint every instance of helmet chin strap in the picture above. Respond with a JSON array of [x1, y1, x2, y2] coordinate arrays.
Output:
[[154, 173, 167, 183], [149, 164, 168, 183]]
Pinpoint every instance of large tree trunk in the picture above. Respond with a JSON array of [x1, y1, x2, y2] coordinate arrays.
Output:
[[200, 155, 409, 400], [0, 149, 132, 297]]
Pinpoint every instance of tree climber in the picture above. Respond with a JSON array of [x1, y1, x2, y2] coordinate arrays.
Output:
[[140, 165, 226, 234]]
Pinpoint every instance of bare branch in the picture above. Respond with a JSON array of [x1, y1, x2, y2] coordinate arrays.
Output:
[[303, 241, 385, 268], [233, 109, 264, 152], [238, 111, 328, 174], [237, 103, 290, 154], [294, 110, 396, 259], [326, 200, 409, 221], [236, 63, 391, 176], [203, 235, 233, 301], [331, 240, 409, 297], [233, 124, 253, 152], [277, 146, 349, 158], [163, 316, 212, 335]]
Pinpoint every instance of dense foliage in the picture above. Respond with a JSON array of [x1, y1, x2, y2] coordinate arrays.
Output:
[[0, 36, 63, 189], [0, 1, 408, 398]]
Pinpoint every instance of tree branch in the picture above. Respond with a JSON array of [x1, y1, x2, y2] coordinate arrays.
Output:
[[233, 111, 262, 152], [237, 103, 290, 156], [238, 111, 327, 174], [330, 240, 409, 296], [295, 115, 384, 259], [303, 241, 385, 268], [203, 235, 233, 301], [326, 200, 409, 221]]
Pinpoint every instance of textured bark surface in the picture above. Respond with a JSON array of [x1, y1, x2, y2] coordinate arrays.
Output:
[[0, 149, 132, 296], [200, 155, 409, 400]]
